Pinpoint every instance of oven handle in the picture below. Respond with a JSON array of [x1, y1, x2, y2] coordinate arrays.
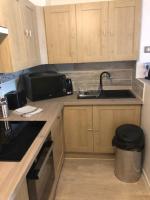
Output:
[[27, 142, 54, 180], [37, 143, 53, 179]]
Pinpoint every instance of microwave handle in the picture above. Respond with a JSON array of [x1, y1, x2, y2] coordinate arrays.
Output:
[[28, 142, 53, 179]]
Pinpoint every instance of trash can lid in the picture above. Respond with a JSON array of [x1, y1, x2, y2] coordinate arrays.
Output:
[[112, 124, 144, 151], [116, 124, 144, 143]]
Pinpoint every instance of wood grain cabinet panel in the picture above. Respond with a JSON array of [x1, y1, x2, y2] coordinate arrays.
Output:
[[21, 0, 40, 67], [93, 105, 141, 153], [51, 113, 64, 179], [14, 179, 29, 200], [0, 0, 40, 73], [44, 5, 77, 64], [64, 106, 93, 153], [76, 2, 108, 62], [44, 0, 141, 63], [64, 105, 141, 154], [108, 0, 141, 61], [0, 0, 28, 72]]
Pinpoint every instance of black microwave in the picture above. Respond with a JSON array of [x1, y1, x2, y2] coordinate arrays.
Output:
[[24, 72, 68, 101]]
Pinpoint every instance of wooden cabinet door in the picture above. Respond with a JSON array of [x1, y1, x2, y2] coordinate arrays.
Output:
[[21, 0, 40, 67], [14, 179, 29, 200], [76, 2, 108, 62], [64, 106, 93, 153], [0, 0, 7, 27], [4, 0, 28, 71], [51, 113, 64, 178], [93, 106, 141, 153], [109, 0, 141, 61], [44, 5, 77, 64]]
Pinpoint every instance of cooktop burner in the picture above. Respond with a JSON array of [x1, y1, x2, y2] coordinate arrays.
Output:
[[0, 121, 46, 162]]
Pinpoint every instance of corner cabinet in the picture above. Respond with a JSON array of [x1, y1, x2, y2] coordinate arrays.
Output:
[[0, 0, 40, 73], [44, 5, 77, 64], [63, 105, 141, 154], [44, 0, 141, 64]]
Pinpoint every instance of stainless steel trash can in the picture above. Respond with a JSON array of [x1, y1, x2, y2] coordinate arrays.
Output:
[[112, 124, 144, 183]]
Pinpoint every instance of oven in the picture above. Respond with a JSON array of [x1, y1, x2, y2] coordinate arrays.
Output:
[[27, 134, 55, 200]]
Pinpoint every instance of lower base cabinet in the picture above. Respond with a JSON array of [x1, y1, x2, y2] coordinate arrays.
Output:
[[64, 105, 141, 153], [14, 179, 29, 200], [51, 112, 64, 181], [64, 106, 93, 153]]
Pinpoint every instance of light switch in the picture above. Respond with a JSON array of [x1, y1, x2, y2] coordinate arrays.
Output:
[[144, 46, 150, 53]]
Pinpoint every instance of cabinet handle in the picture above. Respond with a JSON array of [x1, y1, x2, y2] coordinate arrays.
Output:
[[29, 30, 32, 37], [24, 29, 29, 37], [88, 129, 93, 131]]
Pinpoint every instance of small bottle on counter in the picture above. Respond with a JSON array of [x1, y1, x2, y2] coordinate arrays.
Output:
[[0, 97, 9, 118]]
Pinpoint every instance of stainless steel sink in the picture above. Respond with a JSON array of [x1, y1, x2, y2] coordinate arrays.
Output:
[[77, 90, 136, 99]]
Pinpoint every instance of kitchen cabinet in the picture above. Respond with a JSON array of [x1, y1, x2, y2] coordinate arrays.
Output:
[[93, 105, 141, 153], [21, 0, 40, 67], [0, 0, 7, 27], [109, 0, 141, 61], [14, 179, 29, 200], [76, 2, 108, 62], [51, 112, 64, 180], [63, 105, 141, 153], [64, 106, 93, 152], [0, 0, 40, 73], [44, 0, 141, 63], [44, 5, 77, 64]]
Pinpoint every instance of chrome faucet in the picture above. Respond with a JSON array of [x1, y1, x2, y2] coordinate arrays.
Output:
[[99, 71, 111, 94]]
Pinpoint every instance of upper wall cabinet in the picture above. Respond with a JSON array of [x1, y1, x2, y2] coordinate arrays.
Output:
[[76, 2, 108, 62], [21, 0, 40, 67], [44, 0, 141, 64], [0, 0, 40, 73], [44, 5, 77, 64], [108, 0, 141, 61]]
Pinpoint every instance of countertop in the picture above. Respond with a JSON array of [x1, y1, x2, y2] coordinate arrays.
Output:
[[0, 93, 143, 199]]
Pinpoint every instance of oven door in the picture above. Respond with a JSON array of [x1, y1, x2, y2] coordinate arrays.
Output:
[[27, 140, 55, 200]]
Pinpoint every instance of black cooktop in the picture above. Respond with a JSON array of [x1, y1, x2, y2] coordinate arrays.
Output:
[[0, 121, 46, 162]]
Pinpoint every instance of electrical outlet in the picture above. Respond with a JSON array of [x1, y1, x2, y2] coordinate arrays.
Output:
[[144, 46, 150, 53]]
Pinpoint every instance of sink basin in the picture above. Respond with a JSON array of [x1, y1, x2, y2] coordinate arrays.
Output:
[[77, 90, 136, 99]]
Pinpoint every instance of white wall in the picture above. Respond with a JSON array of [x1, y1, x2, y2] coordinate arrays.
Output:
[[46, 0, 112, 5], [136, 0, 150, 78], [29, 0, 46, 6], [141, 80, 150, 185]]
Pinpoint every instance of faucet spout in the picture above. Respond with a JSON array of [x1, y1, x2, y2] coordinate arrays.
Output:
[[99, 71, 111, 94]]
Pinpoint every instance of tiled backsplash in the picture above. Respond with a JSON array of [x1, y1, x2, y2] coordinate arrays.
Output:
[[132, 67, 144, 99], [56, 61, 135, 91], [0, 61, 144, 99]]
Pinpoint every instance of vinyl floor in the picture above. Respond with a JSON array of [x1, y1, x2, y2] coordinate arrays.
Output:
[[55, 159, 150, 200]]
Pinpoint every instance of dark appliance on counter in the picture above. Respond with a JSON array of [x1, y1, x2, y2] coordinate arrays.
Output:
[[5, 90, 27, 110], [145, 64, 150, 80], [27, 134, 55, 200], [24, 71, 72, 101], [5, 75, 27, 110], [0, 121, 46, 161], [66, 78, 73, 95]]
